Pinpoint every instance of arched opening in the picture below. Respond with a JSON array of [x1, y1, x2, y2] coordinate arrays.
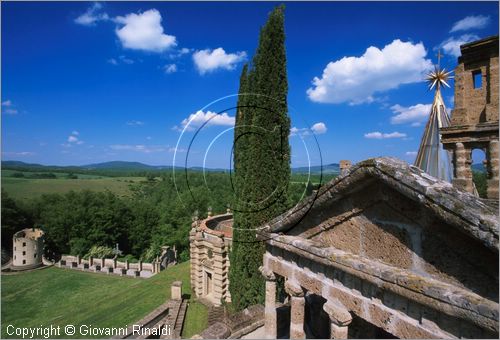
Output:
[[471, 148, 488, 198]]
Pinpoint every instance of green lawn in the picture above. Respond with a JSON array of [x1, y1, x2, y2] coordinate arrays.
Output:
[[1, 177, 145, 201], [1, 261, 208, 338]]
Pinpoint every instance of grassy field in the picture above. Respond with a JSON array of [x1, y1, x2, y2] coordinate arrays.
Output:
[[1, 261, 208, 338], [1, 176, 145, 200]]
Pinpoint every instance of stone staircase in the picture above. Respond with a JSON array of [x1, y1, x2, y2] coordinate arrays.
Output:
[[207, 305, 225, 326]]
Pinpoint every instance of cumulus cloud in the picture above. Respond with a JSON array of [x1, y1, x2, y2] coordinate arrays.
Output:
[[450, 15, 490, 33], [390, 103, 431, 126], [311, 122, 327, 134], [163, 64, 177, 74], [364, 131, 407, 139], [193, 48, 246, 75], [115, 9, 176, 52], [66, 131, 84, 145], [290, 122, 328, 137], [74, 2, 109, 26], [307, 39, 433, 105], [406, 151, 418, 156], [439, 34, 480, 57], [175, 110, 235, 131]]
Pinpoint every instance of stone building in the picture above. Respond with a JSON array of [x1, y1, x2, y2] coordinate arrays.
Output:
[[259, 157, 498, 339], [441, 35, 499, 199], [12, 228, 44, 270], [190, 211, 233, 306]]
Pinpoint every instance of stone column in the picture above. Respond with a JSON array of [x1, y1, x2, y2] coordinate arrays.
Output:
[[259, 266, 277, 339], [323, 299, 352, 339], [452, 142, 475, 194], [285, 279, 305, 340], [487, 140, 499, 199]]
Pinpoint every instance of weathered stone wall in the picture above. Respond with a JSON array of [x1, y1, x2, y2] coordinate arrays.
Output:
[[441, 36, 499, 198], [452, 36, 499, 125], [304, 180, 498, 301], [12, 228, 44, 268], [190, 214, 233, 306], [263, 237, 499, 338]]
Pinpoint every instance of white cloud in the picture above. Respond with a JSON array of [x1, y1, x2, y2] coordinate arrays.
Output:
[[307, 39, 433, 105], [390, 103, 431, 126], [364, 131, 407, 139], [439, 34, 479, 57], [119, 55, 134, 64], [66, 131, 83, 145], [406, 151, 418, 156], [115, 9, 176, 52], [2, 100, 18, 114], [126, 120, 145, 126], [108, 56, 135, 65], [311, 122, 327, 134], [450, 15, 490, 33], [74, 2, 109, 26], [109, 144, 167, 153], [290, 122, 328, 137], [163, 64, 177, 74], [169, 47, 192, 59], [176, 110, 235, 131], [192, 48, 246, 75], [2, 151, 35, 157]]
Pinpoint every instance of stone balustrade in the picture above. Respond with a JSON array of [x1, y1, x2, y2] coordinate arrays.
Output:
[[58, 255, 163, 278]]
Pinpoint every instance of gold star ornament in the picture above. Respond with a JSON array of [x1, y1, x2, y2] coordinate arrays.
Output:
[[426, 66, 453, 90]]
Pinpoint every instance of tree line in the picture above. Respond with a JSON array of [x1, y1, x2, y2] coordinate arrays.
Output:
[[1, 170, 314, 264]]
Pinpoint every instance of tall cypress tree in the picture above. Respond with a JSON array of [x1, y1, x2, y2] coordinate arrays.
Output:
[[229, 5, 290, 311]]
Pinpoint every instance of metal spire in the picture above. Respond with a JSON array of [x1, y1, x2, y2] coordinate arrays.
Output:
[[414, 57, 453, 182]]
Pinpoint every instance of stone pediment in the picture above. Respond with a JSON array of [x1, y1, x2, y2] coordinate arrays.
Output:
[[262, 157, 499, 301], [266, 157, 498, 251]]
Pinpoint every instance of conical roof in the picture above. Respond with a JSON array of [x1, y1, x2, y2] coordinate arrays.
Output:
[[414, 66, 453, 182]]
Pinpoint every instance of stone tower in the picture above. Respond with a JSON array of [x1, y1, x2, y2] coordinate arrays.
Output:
[[441, 36, 499, 199]]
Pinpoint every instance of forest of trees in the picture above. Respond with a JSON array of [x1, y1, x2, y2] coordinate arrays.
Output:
[[1, 170, 315, 264]]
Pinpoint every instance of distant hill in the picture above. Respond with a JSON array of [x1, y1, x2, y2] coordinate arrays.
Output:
[[83, 161, 170, 171], [292, 163, 339, 175], [2, 160, 340, 175], [472, 163, 486, 173]]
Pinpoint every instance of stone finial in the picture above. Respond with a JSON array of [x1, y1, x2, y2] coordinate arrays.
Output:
[[339, 160, 352, 175], [226, 203, 231, 214], [323, 299, 352, 326], [207, 206, 213, 217], [171, 281, 182, 300], [285, 279, 304, 297], [259, 265, 276, 281]]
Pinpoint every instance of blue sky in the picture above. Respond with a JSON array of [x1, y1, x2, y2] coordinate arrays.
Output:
[[2, 1, 498, 168]]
